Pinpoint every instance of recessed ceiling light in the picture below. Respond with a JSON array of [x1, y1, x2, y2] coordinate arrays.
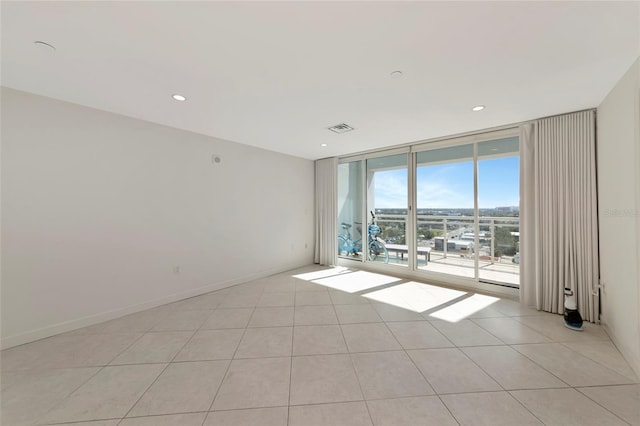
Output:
[[390, 70, 403, 79], [321, 143, 328, 147], [172, 94, 187, 101], [34, 40, 56, 52], [472, 105, 485, 112]]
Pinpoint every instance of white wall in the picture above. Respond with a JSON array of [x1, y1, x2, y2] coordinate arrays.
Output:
[[596, 57, 640, 376], [1, 88, 315, 349]]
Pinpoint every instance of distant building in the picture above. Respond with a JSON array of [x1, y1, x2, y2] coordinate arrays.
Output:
[[461, 232, 489, 242], [435, 237, 474, 252], [496, 206, 519, 212]]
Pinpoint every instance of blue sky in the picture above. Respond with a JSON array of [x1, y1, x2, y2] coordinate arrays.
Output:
[[373, 156, 519, 209]]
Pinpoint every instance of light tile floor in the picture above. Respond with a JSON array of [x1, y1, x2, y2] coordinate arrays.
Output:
[[2, 265, 639, 426]]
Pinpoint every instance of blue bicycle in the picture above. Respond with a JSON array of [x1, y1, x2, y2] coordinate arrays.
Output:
[[338, 211, 389, 263]]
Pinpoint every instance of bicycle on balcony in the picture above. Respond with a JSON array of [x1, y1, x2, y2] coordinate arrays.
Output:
[[338, 211, 389, 263]]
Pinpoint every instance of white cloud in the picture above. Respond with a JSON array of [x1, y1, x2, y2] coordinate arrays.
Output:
[[372, 170, 408, 208], [370, 161, 517, 209]]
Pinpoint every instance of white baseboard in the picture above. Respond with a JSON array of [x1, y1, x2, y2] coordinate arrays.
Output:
[[1, 261, 310, 350]]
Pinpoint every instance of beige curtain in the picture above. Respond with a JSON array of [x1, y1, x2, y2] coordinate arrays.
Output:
[[520, 110, 599, 322], [314, 157, 338, 266]]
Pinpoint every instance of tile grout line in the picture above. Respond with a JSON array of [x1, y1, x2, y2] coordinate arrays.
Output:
[[507, 342, 592, 387], [557, 340, 639, 381], [459, 317, 595, 390], [202, 297, 261, 423], [447, 336, 598, 424], [509, 315, 570, 342], [32, 325, 156, 425], [573, 386, 637, 425], [503, 342, 637, 423], [120, 411, 209, 425], [329, 297, 375, 425], [434, 325, 550, 424], [32, 365, 110, 425], [4, 273, 267, 425], [503, 389, 548, 425], [103, 328, 163, 426], [381, 318, 463, 424], [114, 284, 236, 425], [463, 344, 575, 390], [434, 396, 462, 426], [118, 328, 198, 422], [287, 291, 297, 426], [385, 317, 488, 426], [196, 294, 237, 426], [7, 267, 638, 425], [468, 315, 551, 344]]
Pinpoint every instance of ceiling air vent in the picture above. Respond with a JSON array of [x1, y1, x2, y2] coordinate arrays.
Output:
[[328, 123, 354, 134]]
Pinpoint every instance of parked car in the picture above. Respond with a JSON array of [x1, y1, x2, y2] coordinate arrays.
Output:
[[512, 252, 520, 264]]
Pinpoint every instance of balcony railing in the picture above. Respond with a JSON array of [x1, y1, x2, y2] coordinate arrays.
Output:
[[375, 213, 520, 286]]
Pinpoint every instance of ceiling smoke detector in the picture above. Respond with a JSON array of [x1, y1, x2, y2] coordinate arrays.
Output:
[[328, 123, 354, 134]]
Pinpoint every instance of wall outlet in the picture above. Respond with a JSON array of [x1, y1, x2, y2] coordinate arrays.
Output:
[[305, 243, 308, 249], [173, 266, 181, 274]]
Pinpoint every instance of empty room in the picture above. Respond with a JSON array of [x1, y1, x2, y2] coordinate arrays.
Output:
[[1, 2, 639, 426]]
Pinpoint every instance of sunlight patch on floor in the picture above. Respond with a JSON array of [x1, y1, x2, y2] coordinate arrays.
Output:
[[310, 270, 402, 293], [292, 266, 352, 282], [428, 293, 500, 322], [363, 281, 466, 313], [294, 267, 502, 323], [362, 284, 417, 311]]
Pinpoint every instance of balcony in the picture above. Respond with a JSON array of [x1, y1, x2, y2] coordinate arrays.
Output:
[[376, 213, 520, 287]]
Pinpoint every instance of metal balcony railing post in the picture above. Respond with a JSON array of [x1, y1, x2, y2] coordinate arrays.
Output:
[[443, 218, 448, 259], [490, 219, 495, 264]]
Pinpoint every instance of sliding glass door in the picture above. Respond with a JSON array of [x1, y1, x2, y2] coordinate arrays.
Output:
[[337, 131, 520, 290], [413, 136, 519, 286], [415, 144, 475, 278], [366, 153, 408, 266], [337, 161, 363, 261], [477, 137, 520, 285]]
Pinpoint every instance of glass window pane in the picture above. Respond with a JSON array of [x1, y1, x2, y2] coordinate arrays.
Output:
[[477, 138, 520, 285], [417, 144, 474, 166], [338, 161, 363, 261], [477, 136, 519, 158], [337, 134, 520, 290], [366, 154, 407, 266], [416, 144, 475, 279], [416, 144, 475, 278]]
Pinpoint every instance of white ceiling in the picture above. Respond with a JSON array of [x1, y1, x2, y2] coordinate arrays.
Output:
[[2, 1, 639, 160]]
